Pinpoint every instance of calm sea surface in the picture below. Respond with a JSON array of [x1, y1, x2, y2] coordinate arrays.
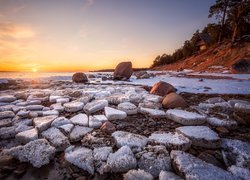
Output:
[[0, 72, 77, 79]]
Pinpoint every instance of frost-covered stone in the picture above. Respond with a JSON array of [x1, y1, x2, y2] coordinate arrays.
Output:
[[143, 94, 163, 103], [170, 150, 237, 180], [65, 146, 94, 174], [139, 107, 166, 118], [43, 110, 59, 116], [118, 102, 138, 115], [33, 115, 57, 132], [41, 127, 70, 151], [0, 95, 16, 102], [112, 131, 148, 151], [93, 115, 107, 122], [16, 110, 30, 118], [124, 169, 154, 180], [228, 165, 250, 180], [105, 107, 127, 120], [89, 116, 103, 128], [56, 97, 70, 104], [5, 139, 56, 168], [176, 126, 220, 149], [207, 117, 237, 128], [105, 146, 137, 173], [0, 111, 15, 120], [206, 97, 226, 104], [58, 124, 74, 134], [70, 113, 88, 126], [64, 101, 84, 112], [149, 132, 191, 151], [0, 126, 16, 139], [15, 128, 38, 144], [51, 116, 71, 127], [228, 99, 250, 108], [159, 171, 183, 180], [93, 146, 113, 174], [69, 125, 93, 142], [137, 145, 171, 178], [0, 118, 13, 128], [84, 100, 108, 114], [221, 138, 250, 168], [26, 105, 44, 111], [166, 109, 206, 125], [50, 103, 64, 112], [138, 102, 162, 110], [234, 102, 250, 113], [49, 95, 62, 103]]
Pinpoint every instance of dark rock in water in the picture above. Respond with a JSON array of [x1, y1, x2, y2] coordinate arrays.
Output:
[[232, 59, 250, 73], [134, 71, 151, 79], [162, 92, 187, 109], [150, 81, 176, 97], [72, 72, 88, 83], [113, 61, 133, 80]]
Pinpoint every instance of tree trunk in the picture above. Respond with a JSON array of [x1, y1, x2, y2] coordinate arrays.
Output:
[[218, 0, 229, 43], [231, 25, 238, 43]]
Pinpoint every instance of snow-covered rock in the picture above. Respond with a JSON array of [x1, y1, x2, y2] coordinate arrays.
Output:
[[56, 97, 70, 104], [64, 101, 84, 112], [33, 115, 57, 132], [51, 116, 71, 127], [0, 126, 17, 139], [93, 115, 107, 122], [170, 150, 236, 180], [26, 105, 44, 111], [4, 139, 56, 168], [43, 110, 59, 116], [69, 125, 93, 142], [112, 131, 148, 151], [104, 146, 137, 173], [149, 132, 191, 151], [16, 110, 30, 118], [58, 124, 74, 134], [41, 127, 70, 151], [0, 95, 16, 103], [228, 165, 250, 180], [176, 126, 220, 149], [118, 102, 138, 115], [89, 116, 103, 128], [84, 100, 108, 114], [159, 171, 183, 180], [124, 169, 154, 180], [65, 146, 94, 174], [70, 113, 88, 126], [15, 128, 38, 144], [139, 107, 166, 118], [50, 103, 64, 112], [207, 117, 237, 128], [166, 109, 206, 125], [93, 146, 113, 174], [105, 107, 127, 120], [137, 145, 171, 178], [221, 138, 250, 168]]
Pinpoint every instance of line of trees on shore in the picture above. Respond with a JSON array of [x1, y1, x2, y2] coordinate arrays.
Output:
[[151, 0, 249, 68]]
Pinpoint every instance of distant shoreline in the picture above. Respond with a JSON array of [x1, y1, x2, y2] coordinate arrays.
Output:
[[91, 68, 150, 72]]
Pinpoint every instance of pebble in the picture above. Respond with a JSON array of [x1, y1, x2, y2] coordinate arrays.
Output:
[[84, 100, 108, 114], [0, 111, 15, 120], [64, 101, 84, 112], [124, 169, 154, 180], [15, 128, 38, 144], [118, 102, 138, 115], [70, 113, 89, 126], [33, 115, 57, 132], [69, 125, 93, 142], [0, 95, 16, 103], [51, 116, 72, 127], [105, 107, 127, 120], [139, 107, 166, 118]]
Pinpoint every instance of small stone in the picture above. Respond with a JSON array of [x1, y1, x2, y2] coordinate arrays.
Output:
[[105, 107, 127, 120], [207, 117, 237, 128], [100, 121, 116, 134], [93, 115, 107, 122], [56, 97, 70, 104], [112, 131, 148, 151], [166, 109, 206, 125], [149, 132, 191, 151], [89, 116, 103, 128], [104, 146, 137, 173], [0, 111, 15, 120], [41, 127, 70, 151], [69, 125, 93, 142], [70, 113, 89, 126], [139, 107, 166, 118], [0, 126, 16, 139], [26, 105, 44, 111], [58, 124, 74, 134], [16, 110, 30, 118], [159, 171, 183, 180], [4, 139, 56, 168], [93, 146, 113, 161], [33, 115, 57, 132], [206, 97, 226, 104], [162, 92, 187, 109], [0, 95, 16, 102], [15, 128, 38, 144], [84, 100, 108, 114], [64, 101, 84, 112], [150, 81, 176, 97], [50, 103, 64, 112], [65, 146, 94, 174], [0, 118, 13, 128], [124, 169, 154, 180], [43, 110, 59, 116], [51, 116, 71, 127], [118, 102, 138, 115], [49, 95, 62, 103]]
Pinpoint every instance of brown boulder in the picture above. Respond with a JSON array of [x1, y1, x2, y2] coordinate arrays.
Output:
[[72, 72, 88, 83], [150, 81, 176, 96], [113, 61, 133, 80], [162, 92, 188, 109]]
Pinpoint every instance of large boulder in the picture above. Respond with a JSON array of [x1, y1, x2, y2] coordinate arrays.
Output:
[[72, 72, 88, 83], [150, 81, 176, 97], [113, 61, 133, 80], [162, 92, 187, 109], [231, 59, 250, 73]]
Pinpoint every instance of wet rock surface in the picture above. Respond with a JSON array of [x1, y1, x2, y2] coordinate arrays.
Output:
[[0, 80, 249, 179]]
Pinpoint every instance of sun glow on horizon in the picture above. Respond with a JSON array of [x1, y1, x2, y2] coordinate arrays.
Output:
[[32, 68, 37, 72]]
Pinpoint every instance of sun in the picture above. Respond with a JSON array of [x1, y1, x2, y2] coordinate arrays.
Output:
[[32, 68, 38, 72]]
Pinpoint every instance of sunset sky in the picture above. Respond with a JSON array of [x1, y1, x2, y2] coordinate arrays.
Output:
[[0, 0, 215, 72]]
